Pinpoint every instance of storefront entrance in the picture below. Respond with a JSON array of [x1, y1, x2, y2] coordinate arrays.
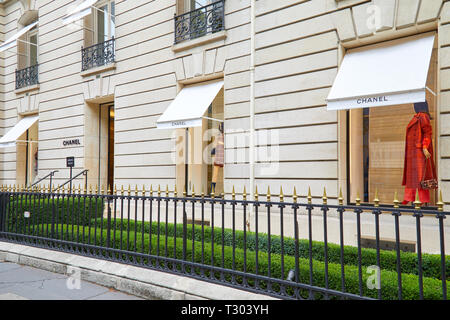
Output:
[[156, 80, 224, 196], [327, 33, 438, 206], [85, 101, 114, 190], [17, 120, 39, 186]]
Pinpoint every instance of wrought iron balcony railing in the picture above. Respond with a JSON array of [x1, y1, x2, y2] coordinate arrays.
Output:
[[174, 0, 225, 44], [15, 64, 39, 90], [81, 37, 115, 72]]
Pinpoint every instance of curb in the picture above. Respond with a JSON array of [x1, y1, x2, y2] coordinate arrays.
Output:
[[0, 241, 278, 300]]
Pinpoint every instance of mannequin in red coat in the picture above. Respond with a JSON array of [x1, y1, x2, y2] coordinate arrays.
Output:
[[402, 101, 437, 205]]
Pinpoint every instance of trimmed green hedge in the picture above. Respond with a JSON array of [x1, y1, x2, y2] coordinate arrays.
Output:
[[32, 223, 449, 300], [93, 218, 449, 280], [6, 195, 104, 233]]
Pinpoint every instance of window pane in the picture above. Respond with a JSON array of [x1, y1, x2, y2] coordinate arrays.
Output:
[[97, 5, 107, 43], [349, 48, 438, 206], [29, 34, 38, 66], [192, 0, 209, 9], [110, 1, 115, 38]]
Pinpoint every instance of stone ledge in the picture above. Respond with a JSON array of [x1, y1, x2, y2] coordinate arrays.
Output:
[[0, 241, 277, 300], [80, 63, 116, 77], [172, 30, 227, 53], [14, 83, 39, 95]]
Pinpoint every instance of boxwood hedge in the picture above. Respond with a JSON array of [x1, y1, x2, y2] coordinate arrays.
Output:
[[31, 223, 448, 300], [93, 218, 449, 280], [5, 195, 104, 233]]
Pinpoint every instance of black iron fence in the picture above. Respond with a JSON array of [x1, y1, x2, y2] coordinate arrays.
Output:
[[0, 185, 448, 300], [81, 38, 115, 72], [174, 0, 225, 44], [15, 64, 39, 90]]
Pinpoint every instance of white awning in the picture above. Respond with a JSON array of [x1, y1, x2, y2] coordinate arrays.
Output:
[[0, 21, 39, 53], [62, 0, 98, 25], [157, 81, 224, 129], [0, 115, 39, 148], [326, 35, 435, 111]]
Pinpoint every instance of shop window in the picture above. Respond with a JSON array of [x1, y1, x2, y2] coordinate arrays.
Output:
[[175, 87, 224, 196], [348, 46, 438, 206], [16, 119, 39, 186]]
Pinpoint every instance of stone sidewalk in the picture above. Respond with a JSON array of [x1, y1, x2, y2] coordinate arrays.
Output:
[[0, 261, 144, 300]]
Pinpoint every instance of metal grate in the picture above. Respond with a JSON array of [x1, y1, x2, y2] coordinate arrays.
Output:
[[15, 64, 39, 90], [174, 0, 225, 44], [81, 37, 115, 72]]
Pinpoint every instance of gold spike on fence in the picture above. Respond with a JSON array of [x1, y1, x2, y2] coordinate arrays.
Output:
[[338, 188, 344, 206], [293, 186, 297, 203], [307, 187, 312, 205], [437, 190, 444, 212], [374, 188, 380, 207], [322, 187, 327, 205], [394, 190, 400, 209], [267, 186, 271, 202], [279, 186, 284, 202], [254, 186, 258, 202], [243, 186, 247, 201], [414, 189, 422, 210]]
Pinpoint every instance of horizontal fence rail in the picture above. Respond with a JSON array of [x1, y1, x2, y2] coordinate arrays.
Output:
[[0, 185, 448, 300], [174, 0, 225, 44]]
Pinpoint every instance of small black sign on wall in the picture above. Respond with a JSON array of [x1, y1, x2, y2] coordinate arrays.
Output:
[[66, 156, 75, 168]]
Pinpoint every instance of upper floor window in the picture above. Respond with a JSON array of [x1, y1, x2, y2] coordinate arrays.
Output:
[[84, 0, 115, 47], [27, 27, 38, 67], [82, 0, 115, 72], [174, 0, 225, 44], [16, 14, 39, 90], [95, 0, 115, 44]]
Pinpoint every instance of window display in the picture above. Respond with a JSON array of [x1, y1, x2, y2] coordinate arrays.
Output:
[[348, 42, 438, 206], [401, 101, 437, 205]]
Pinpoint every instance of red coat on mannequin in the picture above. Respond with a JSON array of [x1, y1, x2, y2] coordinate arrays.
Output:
[[402, 104, 436, 204]]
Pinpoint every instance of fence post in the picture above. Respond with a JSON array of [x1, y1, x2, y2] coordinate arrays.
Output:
[[106, 190, 111, 249], [0, 187, 5, 233]]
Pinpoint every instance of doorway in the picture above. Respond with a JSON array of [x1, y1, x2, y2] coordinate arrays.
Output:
[[107, 104, 115, 192], [84, 101, 114, 190], [16, 120, 38, 186]]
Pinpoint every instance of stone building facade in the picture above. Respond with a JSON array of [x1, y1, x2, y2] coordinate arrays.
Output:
[[0, 1, 449, 252]]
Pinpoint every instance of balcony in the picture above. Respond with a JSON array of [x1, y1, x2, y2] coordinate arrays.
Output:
[[15, 64, 39, 90], [174, 0, 225, 44], [81, 37, 115, 73]]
